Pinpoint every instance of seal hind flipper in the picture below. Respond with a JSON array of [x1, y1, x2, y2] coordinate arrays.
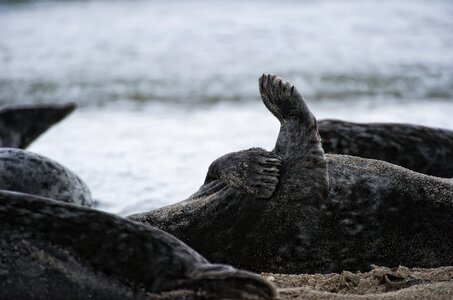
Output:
[[0, 190, 276, 299], [0, 102, 75, 148]]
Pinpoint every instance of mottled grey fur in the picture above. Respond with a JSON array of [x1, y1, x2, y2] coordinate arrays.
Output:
[[0, 148, 92, 207], [319, 119, 453, 178], [129, 74, 453, 274], [0, 103, 75, 148], [0, 190, 276, 299]]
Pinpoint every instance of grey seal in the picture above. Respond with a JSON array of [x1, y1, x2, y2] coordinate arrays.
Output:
[[129, 74, 453, 274], [0, 190, 276, 299], [0, 148, 92, 207], [0, 103, 75, 148], [318, 119, 453, 178]]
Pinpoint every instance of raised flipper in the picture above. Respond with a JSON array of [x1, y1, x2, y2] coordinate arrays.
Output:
[[0, 103, 75, 148], [204, 148, 281, 198], [259, 74, 328, 203], [259, 74, 313, 124]]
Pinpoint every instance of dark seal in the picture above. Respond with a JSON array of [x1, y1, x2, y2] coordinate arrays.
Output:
[[318, 119, 453, 178], [0, 190, 276, 300], [129, 74, 453, 274], [0, 103, 76, 148], [0, 148, 92, 207]]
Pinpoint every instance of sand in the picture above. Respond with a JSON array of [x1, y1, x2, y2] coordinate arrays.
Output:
[[263, 265, 453, 299], [147, 265, 453, 299]]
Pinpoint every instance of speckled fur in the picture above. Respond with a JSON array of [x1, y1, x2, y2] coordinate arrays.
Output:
[[129, 74, 453, 274], [319, 119, 453, 178], [0, 191, 276, 299], [0, 103, 75, 148], [0, 148, 93, 207]]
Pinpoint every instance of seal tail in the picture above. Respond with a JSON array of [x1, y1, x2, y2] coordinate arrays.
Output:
[[0, 103, 76, 148]]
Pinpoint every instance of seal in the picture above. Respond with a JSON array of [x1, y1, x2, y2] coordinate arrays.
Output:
[[0, 148, 93, 207], [0, 190, 276, 299], [318, 119, 453, 178], [129, 74, 453, 274], [0, 102, 76, 148]]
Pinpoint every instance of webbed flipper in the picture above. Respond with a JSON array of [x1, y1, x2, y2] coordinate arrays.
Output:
[[204, 148, 281, 198], [259, 74, 328, 204]]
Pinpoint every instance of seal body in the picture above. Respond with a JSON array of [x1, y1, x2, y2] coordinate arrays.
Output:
[[129, 74, 453, 274], [0, 190, 276, 300], [319, 119, 453, 178], [0, 148, 92, 207], [0, 103, 75, 148]]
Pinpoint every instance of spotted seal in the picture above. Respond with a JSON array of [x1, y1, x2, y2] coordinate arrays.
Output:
[[129, 74, 453, 274], [0, 103, 76, 148], [0, 148, 92, 207], [0, 190, 276, 299], [318, 119, 453, 178]]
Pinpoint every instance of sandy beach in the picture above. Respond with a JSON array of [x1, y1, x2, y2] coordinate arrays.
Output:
[[149, 266, 453, 299], [266, 265, 453, 299]]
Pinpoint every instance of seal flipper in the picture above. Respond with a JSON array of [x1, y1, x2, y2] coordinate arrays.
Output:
[[203, 148, 281, 199], [259, 74, 328, 204], [0, 103, 76, 148]]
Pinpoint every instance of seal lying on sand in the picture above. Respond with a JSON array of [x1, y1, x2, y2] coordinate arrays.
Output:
[[0, 103, 75, 148], [0, 148, 92, 207], [318, 120, 453, 178], [0, 190, 276, 300], [130, 74, 453, 274]]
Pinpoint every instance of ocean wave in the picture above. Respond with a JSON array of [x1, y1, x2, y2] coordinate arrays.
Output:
[[1, 0, 452, 106]]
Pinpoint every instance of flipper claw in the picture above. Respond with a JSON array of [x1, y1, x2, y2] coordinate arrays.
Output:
[[205, 148, 281, 199]]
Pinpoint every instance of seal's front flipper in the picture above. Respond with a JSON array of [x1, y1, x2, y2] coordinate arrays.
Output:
[[0, 103, 76, 148], [204, 148, 281, 198]]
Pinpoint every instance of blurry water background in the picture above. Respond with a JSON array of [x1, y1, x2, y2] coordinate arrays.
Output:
[[1, 0, 452, 215]]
